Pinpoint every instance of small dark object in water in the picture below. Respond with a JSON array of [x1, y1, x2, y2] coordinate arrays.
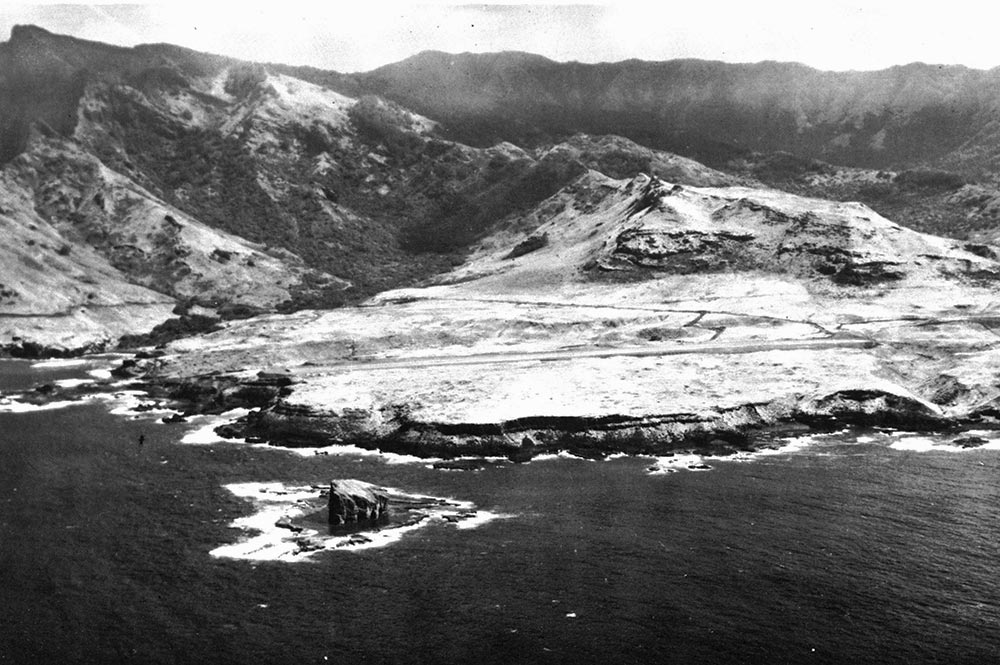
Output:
[[432, 458, 506, 471], [441, 511, 477, 523], [111, 359, 141, 379], [687, 463, 712, 470], [275, 517, 303, 533], [138, 433, 145, 447], [294, 536, 325, 553]]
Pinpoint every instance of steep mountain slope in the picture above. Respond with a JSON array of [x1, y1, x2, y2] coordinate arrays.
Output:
[[11, 133, 337, 304], [358, 51, 1000, 175], [0, 26, 742, 294], [0, 158, 175, 355], [126, 173, 1000, 459], [0, 131, 339, 354], [0, 25, 751, 353]]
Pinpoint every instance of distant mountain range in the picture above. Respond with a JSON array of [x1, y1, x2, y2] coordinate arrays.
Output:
[[351, 50, 1000, 175]]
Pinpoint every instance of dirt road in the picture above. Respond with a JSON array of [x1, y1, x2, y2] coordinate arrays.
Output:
[[294, 336, 876, 374]]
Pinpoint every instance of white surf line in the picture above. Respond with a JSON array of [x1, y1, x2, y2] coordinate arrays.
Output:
[[177, 424, 451, 466], [179, 410, 252, 444], [646, 453, 712, 474], [294, 338, 876, 374], [28, 353, 134, 370], [54, 378, 95, 389], [888, 434, 1000, 453], [0, 354, 139, 412], [0, 397, 83, 413], [0, 389, 150, 414], [531, 451, 599, 463], [258, 440, 438, 464], [645, 431, 845, 474], [889, 437, 952, 452], [211, 482, 512, 562], [29, 358, 91, 369]]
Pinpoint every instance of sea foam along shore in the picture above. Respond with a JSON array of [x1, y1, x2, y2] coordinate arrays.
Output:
[[211, 482, 510, 562]]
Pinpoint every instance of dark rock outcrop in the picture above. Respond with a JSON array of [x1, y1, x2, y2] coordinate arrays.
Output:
[[953, 435, 989, 449], [274, 517, 303, 533], [219, 397, 772, 461], [795, 388, 947, 430], [505, 232, 549, 259], [127, 367, 299, 415], [328, 480, 389, 526]]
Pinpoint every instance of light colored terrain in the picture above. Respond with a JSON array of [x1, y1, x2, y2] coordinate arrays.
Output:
[[137, 173, 1000, 454]]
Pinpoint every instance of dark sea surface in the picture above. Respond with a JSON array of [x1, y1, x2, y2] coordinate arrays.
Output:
[[2, 360, 1000, 664]]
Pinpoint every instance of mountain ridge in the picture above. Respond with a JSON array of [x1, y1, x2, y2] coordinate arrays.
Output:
[[0, 25, 747, 353], [356, 49, 1000, 174], [7, 25, 1000, 175]]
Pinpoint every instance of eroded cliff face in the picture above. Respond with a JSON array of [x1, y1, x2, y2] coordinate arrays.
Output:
[[118, 174, 1000, 459], [328, 480, 389, 525]]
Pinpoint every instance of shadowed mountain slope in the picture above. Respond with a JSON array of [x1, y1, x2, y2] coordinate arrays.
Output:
[[357, 51, 1000, 175]]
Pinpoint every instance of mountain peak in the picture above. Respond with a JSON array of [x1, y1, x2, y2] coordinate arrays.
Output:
[[380, 49, 556, 73], [5, 23, 122, 52], [8, 24, 52, 41]]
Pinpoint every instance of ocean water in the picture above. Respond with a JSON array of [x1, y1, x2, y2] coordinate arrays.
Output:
[[2, 360, 1000, 664]]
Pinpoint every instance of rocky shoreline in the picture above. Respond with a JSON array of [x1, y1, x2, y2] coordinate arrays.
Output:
[[82, 357, 989, 463], [207, 388, 954, 461], [5, 333, 1000, 466]]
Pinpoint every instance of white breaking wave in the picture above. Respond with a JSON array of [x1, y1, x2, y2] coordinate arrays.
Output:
[[647, 453, 712, 474], [0, 398, 81, 413], [0, 389, 148, 414], [54, 378, 95, 389], [646, 433, 834, 475], [887, 435, 1000, 453], [29, 358, 90, 369], [178, 410, 252, 444], [210, 481, 512, 562]]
